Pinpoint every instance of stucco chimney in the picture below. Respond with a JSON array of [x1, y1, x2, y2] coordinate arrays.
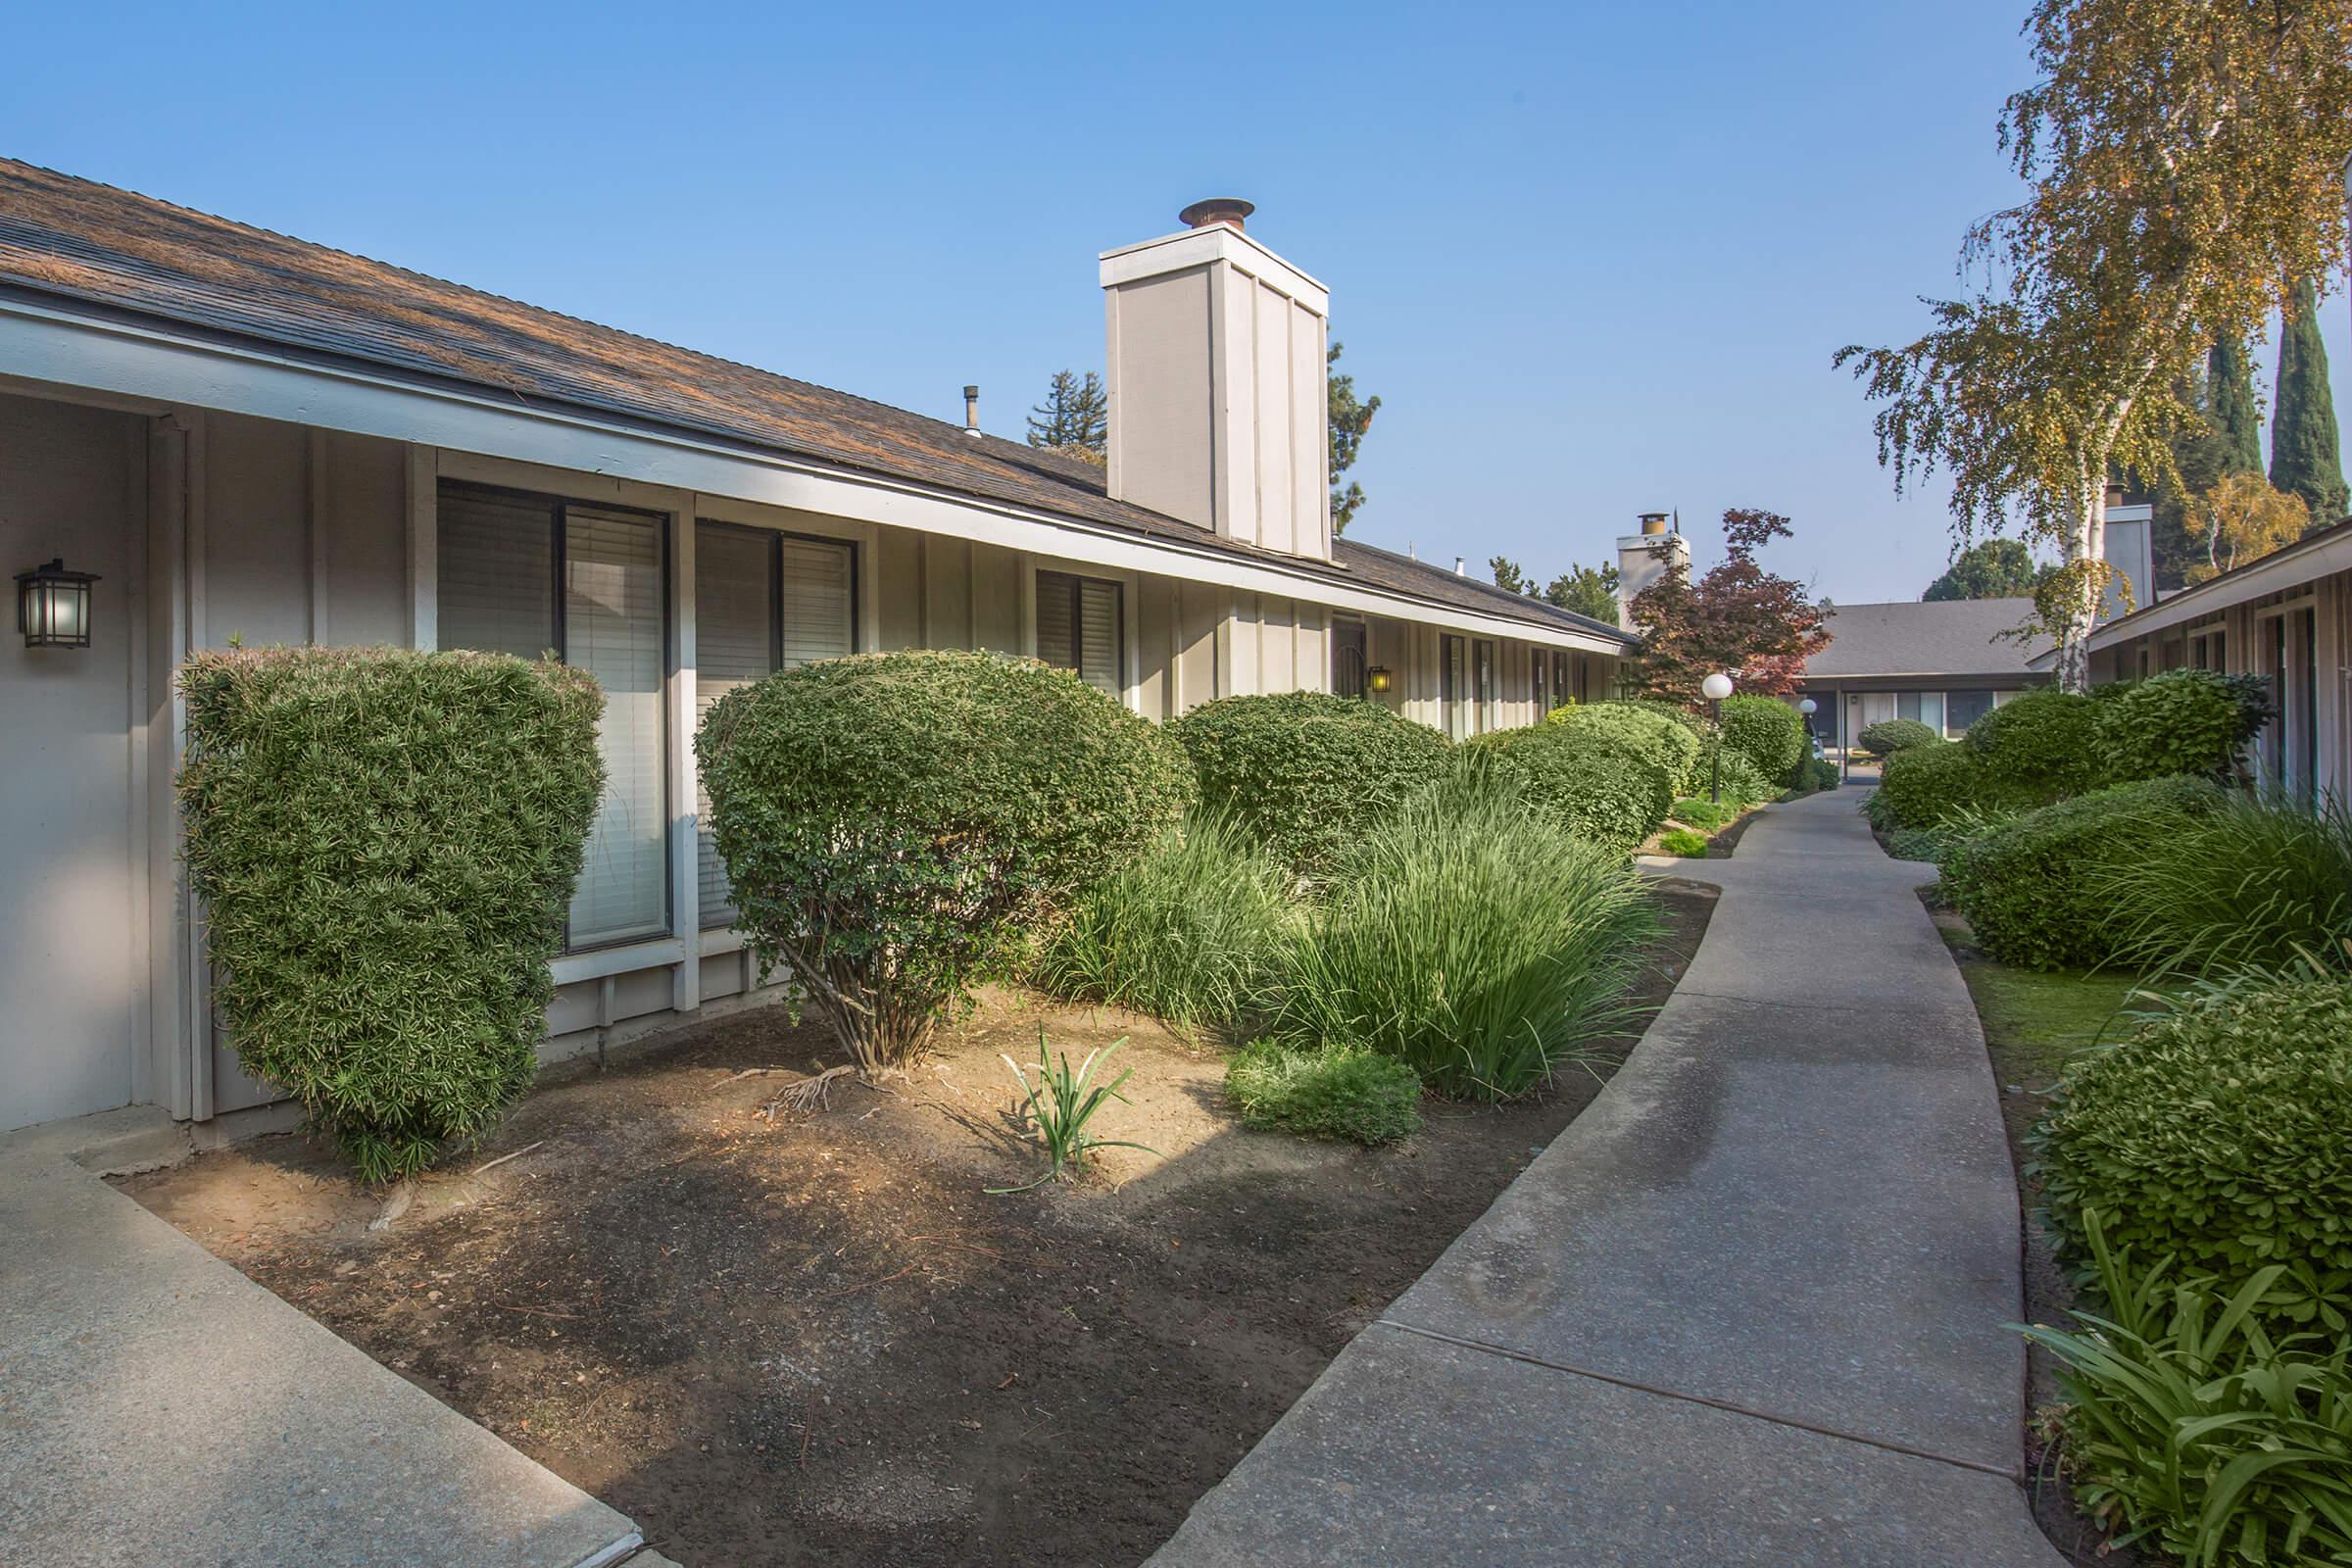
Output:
[[1101, 201, 1331, 559], [1616, 511, 1689, 631]]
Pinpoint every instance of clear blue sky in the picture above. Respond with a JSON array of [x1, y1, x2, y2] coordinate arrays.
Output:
[[6, 1, 2347, 603]]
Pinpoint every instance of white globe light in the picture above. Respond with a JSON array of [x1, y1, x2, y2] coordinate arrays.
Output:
[[1797, 698, 1817, 715], [1700, 672, 1735, 701]]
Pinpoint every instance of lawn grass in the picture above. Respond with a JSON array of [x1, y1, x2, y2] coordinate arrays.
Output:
[[1958, 957, 2143, 1089]]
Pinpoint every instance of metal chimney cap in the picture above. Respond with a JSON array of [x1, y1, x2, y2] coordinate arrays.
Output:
[[1180, 198, 1255, 232]]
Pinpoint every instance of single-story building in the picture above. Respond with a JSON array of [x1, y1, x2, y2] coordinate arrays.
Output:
[[2086, 514, 2352, 802], [1790, 598, 2054, 756], [0, 164, 1634, 1137]]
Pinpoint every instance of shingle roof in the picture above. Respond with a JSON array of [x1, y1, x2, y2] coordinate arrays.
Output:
[[1800, 599, 2052, 680], [0, 158, 1631, 648]]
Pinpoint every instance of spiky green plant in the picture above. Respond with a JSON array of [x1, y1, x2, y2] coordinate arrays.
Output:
[[990, 1033, 1157, 1192], [2098, 787, 2352, 979]]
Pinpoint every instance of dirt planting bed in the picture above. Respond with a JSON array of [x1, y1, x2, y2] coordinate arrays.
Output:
[[119, 888, 1709, 1567]]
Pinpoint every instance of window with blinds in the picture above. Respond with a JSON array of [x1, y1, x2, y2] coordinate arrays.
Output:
[[694, 523, 857, 928], [438, 482, 668, 951], [1037, 570, 1122, 696]]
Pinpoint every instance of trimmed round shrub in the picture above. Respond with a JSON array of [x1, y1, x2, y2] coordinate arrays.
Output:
[[2035, 978, 2352, 1330], [1544, 701, 1704, 797], [177, 648, 605, 1183], [1874, 740, 2023, 829], [2093, 667, 2270, 784], [1031, 810, 1293, 1035], [1718, 694, 1806, 785], [1226, 1041, 1422, 1145], [1477, 724, 1675, 851], [1270, 770, 1658, 1100], [701, 651, 1193, 1071], [1964, 687, 2102, 799], [1940, 776, 2224, 970], [1168, 691, 1451, 876], [1856, 717, 1940, 758]]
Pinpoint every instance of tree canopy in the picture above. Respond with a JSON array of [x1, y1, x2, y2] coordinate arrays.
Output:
[[1924, 538, 2050, 601], [2271, 276, 2349, 523], [1026, 369, 1107, 462], [1840, 0, 2352, 690], [1625, 509, 1832, 703], [1491, 557, 1621, 622], [2184, 472, 2311, 580], [1328, 341, 1379, 534]]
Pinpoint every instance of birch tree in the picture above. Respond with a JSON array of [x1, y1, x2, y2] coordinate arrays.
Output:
[[1839, 0, 2352, 690]]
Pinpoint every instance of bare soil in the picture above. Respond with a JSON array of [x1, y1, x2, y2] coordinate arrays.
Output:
[[120, 888, 1712, 1568]]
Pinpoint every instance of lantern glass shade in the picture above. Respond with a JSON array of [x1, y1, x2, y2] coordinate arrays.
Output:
[[1366, 664, 1393, 694], [1700, 671, 1735, 701], [17, 560, 99, 648], [1797, 698, 1817, 715]]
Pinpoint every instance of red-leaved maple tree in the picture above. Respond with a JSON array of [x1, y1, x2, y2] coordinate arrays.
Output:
[[1624, 509, 1833, 704]]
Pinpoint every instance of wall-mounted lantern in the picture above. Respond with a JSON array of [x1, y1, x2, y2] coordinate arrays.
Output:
[[1366, 664, 1393, 695], [17, 560, 100, 648]]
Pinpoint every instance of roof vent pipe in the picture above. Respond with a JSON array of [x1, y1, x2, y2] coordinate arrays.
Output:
[[1454, 556, 1466, 575], [1178, 197, 1254, 233], [962, 385, 981, 437]]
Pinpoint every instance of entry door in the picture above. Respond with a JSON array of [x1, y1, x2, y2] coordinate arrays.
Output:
[[1858, 693, 1897, 730], [0, 396, 142, 1132]]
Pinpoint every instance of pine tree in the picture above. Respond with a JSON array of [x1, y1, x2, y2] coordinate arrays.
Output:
[[1543, 564, 1620, 623], [1328, 341, 1380, 534], [1026, 370, 1107, 463], [2207, 335, 2265, 477], [2270, 277, 2348, 524], [1490, 557, 1531, 595]]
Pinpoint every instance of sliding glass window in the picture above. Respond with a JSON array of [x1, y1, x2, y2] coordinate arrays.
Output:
[[694, 523, 857, 927], [438, 482, 668, 951], [1037, 570, 1123, 696]]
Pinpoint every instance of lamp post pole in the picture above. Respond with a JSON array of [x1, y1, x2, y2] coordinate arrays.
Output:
[[1701, 671, 1735, 805]]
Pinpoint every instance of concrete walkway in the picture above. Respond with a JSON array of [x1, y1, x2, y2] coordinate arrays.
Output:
[[0, 1106, 655, 1568], [1152, 789, 2064, 1567]]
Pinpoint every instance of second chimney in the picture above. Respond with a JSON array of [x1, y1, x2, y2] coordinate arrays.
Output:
[[1101, 200, 1331, 559], [1615, 512, 1690, 630]]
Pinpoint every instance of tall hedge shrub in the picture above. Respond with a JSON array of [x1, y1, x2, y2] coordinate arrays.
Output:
[[1544, 702, 1704, 798], [1167, 691, 1450, 876], [1873, 741, 2023, 829], [177, 648, 604, 1182], [2035, 978, 2352, 1332], [2092, 667, 2273, 784], [1940, 776, 2224, 970], [701, 651, 1191, 1072], [1717, 694, 1805, 785], [1964, 687, 2102, 800], [1475, 725, 1675, 851]]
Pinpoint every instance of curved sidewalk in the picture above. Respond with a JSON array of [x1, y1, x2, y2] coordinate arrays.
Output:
[[1152, 789, 2064, 1567]]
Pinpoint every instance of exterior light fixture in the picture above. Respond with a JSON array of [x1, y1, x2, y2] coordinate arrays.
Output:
[[1701, 671, 1735, 803], [1366, 664, 1393, 694], [1796, 698, 1817, 716], [17, 559, 99, 648]]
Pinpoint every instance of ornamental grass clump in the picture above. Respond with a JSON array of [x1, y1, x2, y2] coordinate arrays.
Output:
[[2034, 977, 2352, 1336], [1271, 770, 1657, 1100], [1031, 809, 1293, 1036], [700, 651, 1192, 1075], [2097, 787, 2352, 980], [1167, 691, 1451, 877], [177, 647, 604, 1183]]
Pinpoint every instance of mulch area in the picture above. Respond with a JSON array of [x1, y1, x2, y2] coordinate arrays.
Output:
[[120, 887, 1713, 1568]]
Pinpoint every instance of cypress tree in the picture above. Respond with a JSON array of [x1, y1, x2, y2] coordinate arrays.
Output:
[[2206, 336, 2264, 478], [2270, 277, 2348, 525]]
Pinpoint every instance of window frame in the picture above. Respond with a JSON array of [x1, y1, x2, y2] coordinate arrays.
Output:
[[1035, 567, 1127, 697], [1330, 614, 1370, 700], [439, 478, 675, 954]]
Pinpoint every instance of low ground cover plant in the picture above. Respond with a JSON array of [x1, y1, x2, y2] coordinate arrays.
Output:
[[2034, 977, 2352, 1336], [2097, 788, 2352, 979], [1789, 757, 1839, 794], [1856, 716, 1940, 758], [1672, 796, 1740, 832], [1478, 723, 1676, 851], [1224, 1040, 1423, 1145], [2024, 1218, 2352, 1568], [178, 648, 604, 1182], [702, 650, 1192, 1073], [1718, 693, 1805, 785], [1167, 691, 1451, 877], [1269, 771, 1656, 1100], [1940, 777, 2222, 970], [1031, 810, 1292, 1036], [2092, 667, 2273, 785], [1657, 828, 1710, 858], [1692, 740, 1773, 807]]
